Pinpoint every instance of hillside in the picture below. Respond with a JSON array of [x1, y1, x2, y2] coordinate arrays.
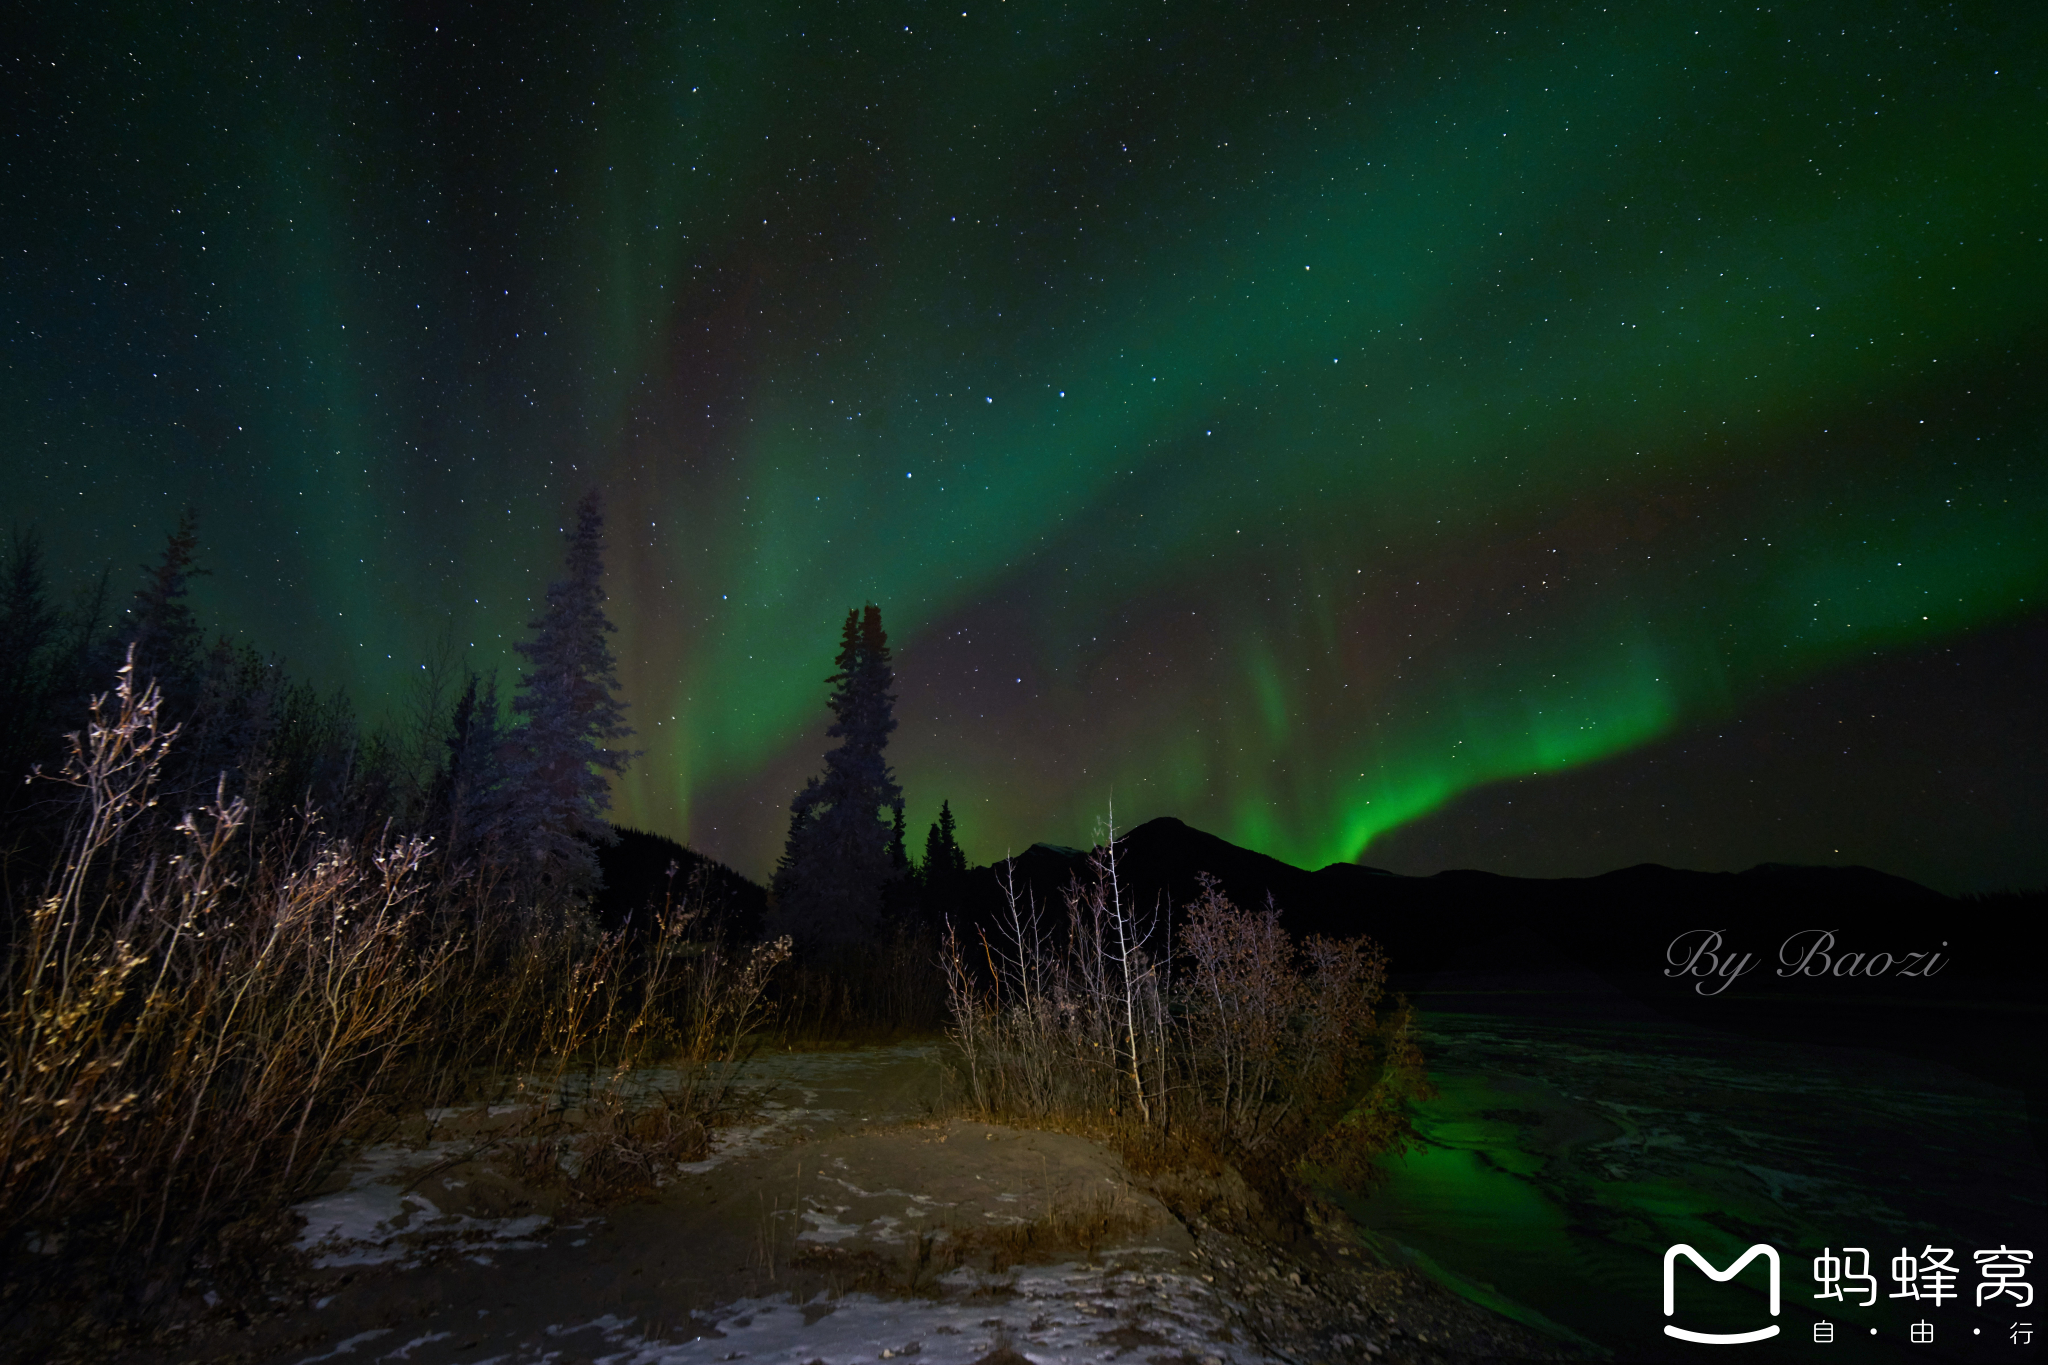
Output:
[[954, 817, 2042, 1105]]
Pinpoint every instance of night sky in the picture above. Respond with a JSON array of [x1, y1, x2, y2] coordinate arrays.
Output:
[[6, 2, 2043, 892]]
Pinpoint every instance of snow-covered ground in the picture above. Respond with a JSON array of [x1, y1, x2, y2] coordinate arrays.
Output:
[[497, 1260, 1248, 1365], [275, 1044, 1281, 1365], [288, 1260, 1253, 1365]]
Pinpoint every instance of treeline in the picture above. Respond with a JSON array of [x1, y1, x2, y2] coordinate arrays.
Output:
[[1, 510, 976, 954], [2, 509, 447, 868], [0, 494, 790, 1346], [0, 500, 638, 922]]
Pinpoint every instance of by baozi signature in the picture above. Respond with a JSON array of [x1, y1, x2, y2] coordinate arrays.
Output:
[[1664, 929, 1950, 997]]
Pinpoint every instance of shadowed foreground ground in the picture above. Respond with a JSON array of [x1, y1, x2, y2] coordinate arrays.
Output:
[[85, 1044, 1578, 1365]]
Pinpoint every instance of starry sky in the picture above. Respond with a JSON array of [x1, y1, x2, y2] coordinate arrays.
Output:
[[6, 1, 2044, 892]]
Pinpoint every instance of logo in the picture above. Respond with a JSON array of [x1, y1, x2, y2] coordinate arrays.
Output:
[[1664, 1243, 1782, 1344]]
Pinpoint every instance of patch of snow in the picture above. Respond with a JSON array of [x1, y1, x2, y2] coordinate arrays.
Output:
[[293, 1146, 556, 1269], [797, 1205, 865, 1244], [550, 1312, 638, 1337], [547, 1260, 1268, 1365], [677, 1123, 778, 1175], [821, 1174, 932, 1204]]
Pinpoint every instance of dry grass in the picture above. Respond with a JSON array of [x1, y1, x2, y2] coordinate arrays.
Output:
[[0, 653, 792, 1346], [947, 1185, 1157, 1268], [472, 877, 791, 1202], [769, 919, 949, 1045]]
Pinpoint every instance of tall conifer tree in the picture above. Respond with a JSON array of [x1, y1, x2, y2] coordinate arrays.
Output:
[[429, 670, 507, 868], [771, 604, 904, 948], [125, 509, 205, 704], [921, 799, 969, 919], [922, 799, 967, 874], [505, 489, 636, 910]]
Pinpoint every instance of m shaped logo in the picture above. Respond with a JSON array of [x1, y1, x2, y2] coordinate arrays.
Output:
[[1663, 1244, 1782, 1344]]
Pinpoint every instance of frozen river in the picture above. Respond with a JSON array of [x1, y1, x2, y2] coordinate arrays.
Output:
[[1334, 1004, 2045, 1363]]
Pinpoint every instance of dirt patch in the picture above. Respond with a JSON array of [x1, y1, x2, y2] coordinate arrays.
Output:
[[78, 1043, 1594, 1365], [93, 1048, 1200, 1365]]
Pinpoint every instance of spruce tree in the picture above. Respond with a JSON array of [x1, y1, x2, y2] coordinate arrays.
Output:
[[431, 671, 507, 868], [921, 799, 969, 918], [505, 489, 636, 911], [771, 604, 904, 949], [124, 509, 206, 704], [889, 805, 911, 877]]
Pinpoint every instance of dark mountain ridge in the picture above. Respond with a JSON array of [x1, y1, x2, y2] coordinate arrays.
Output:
[[964, 816, 1967, 983], [593, 827, 768, 939], [597, 815, 2039, 1113], [954, 817, 2042, 1116]]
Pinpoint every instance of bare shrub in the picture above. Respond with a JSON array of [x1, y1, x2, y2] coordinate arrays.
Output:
[[943, 821, 1429, 1178], [0, 655, 795, 1337], [1301, 990, 1433, 1186], [944, 814, 1168, 1129], [1177, 876, 1304, 1149], [0, 655, 454, 1294], [1178, 874, 1422, 1161]]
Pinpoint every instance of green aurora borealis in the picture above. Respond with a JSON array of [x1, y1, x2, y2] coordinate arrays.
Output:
[[6, 1, 2044, 888]]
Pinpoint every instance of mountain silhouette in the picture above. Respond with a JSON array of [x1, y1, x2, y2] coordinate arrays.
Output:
[[956, 816, 2041, 1111]]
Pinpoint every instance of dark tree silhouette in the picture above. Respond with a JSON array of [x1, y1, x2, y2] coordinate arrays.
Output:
[[0, 529, 62, 786], [771, 604, 905, 950], [889, 805, 911, 877], [429, 671, 508, 870], [53, 567, 118, 725], [921, 797, 970, 915], [504, 490, 636, 911], [124, 508, 206, 704]]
